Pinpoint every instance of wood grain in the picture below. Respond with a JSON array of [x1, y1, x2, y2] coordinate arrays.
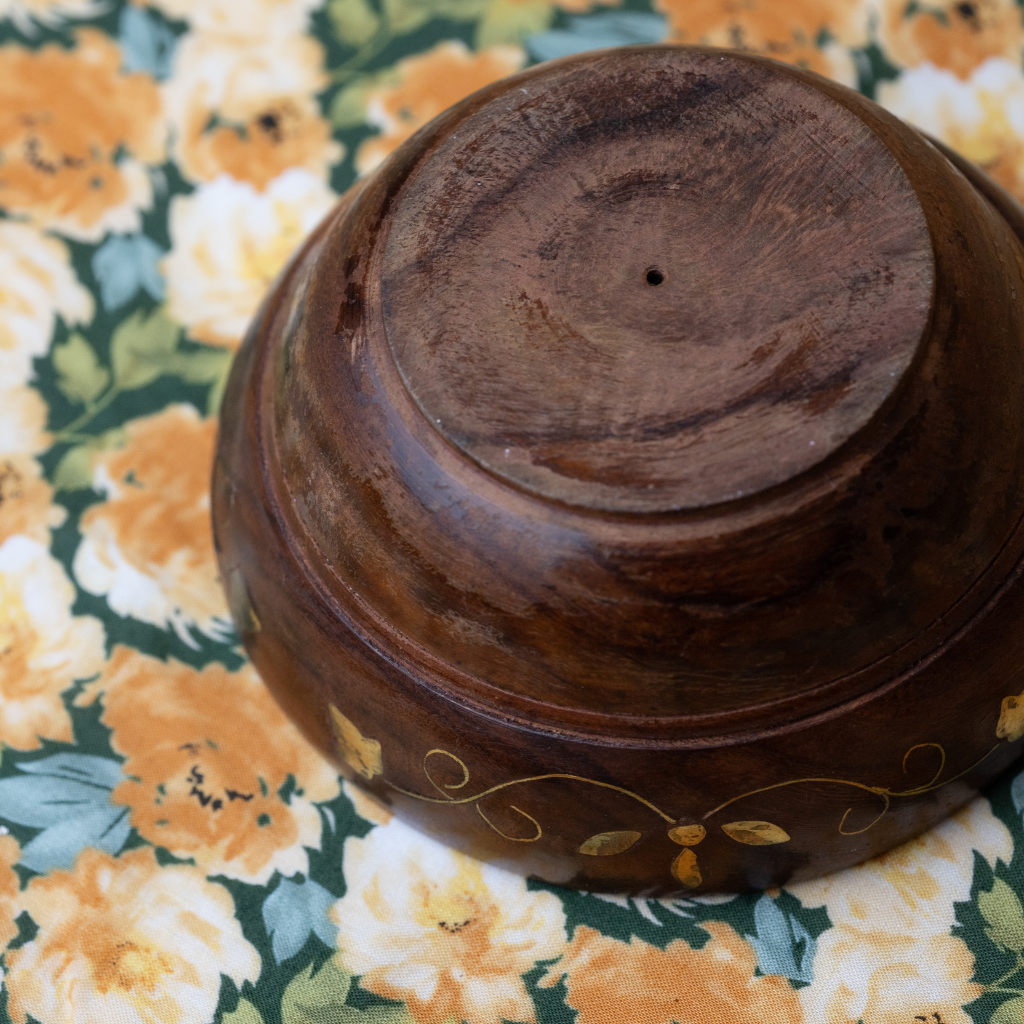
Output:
[[382, 52, 933, 511], [214, 45, 1024, 892]]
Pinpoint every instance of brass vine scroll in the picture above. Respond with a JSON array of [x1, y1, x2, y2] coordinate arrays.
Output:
[[379, 739, 1000, 888], [700, 742, 1000, 836]]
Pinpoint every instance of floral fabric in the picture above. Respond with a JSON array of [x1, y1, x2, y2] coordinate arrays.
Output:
[[1, 1, 1024, 1022]]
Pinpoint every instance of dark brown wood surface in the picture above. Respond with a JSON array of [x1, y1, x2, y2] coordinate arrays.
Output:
[[214, 45, 1024, 893], [382, 54, 933, 512]]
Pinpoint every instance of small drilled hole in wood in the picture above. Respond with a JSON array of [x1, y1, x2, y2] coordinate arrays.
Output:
[[646, 269, 664, 286]]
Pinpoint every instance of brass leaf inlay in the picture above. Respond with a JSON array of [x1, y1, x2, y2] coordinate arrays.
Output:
[[671, 848, 702, 888], [998, 692, 1024, 742], [722, 821, 791, 846], [668, 823, 706, 847], [388, 739, 1000, 876], [329, 705, 383, 780], [578, 830, 642, 857]]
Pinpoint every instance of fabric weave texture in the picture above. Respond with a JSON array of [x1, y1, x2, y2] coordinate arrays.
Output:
[[0, 0, 1023, 1021]]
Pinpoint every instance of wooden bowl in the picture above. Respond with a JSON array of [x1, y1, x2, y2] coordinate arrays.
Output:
[[213, 44, 1024, 893]]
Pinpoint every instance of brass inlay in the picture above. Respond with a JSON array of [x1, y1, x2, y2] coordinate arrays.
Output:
[[367, 736, 999, 888], [721, 821, 790, 846], [998, 689, 1024, 742], [671, 848, 702, 888], [329, 706, 383, 781], [579, 831, 643, 857], [667, 824, 706, 847], [701, 742, 998, 837]]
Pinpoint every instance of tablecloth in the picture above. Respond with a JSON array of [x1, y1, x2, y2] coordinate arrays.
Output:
[[1, 0, 1024, 1022]]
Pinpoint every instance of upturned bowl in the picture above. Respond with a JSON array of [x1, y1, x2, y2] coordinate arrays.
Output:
[[213, 44, 1024, 893]]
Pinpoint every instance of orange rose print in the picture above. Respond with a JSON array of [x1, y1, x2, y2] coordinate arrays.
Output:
[[4, 847, 260, 1024], [654, 0, 867, 83], [73, 404, 230, 645], [161, 169, 337, 349], [0, 833, 20, 951], [878, 0, 1024, 79], [0, 385, 65, 548], [355, 41, 526, 175], [878, 59, 1024, 203], [0, 536, 105, 751], [0, 221, 93, 386], [0, 456, 64, 549], [0, 30, 165, 241], [802, 928, 979, 1024], [79, 646, 340, 884], [793, 798, 1009, 1023], [144, 0, 323, 36], [163, 32, 342, 189], [333, 817, 566, 1024], [540, 921, 803, 1024]]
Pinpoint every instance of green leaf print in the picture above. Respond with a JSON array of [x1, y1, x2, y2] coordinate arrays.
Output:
[[51, 444, 95, 492], [281, 959, 355, 1024], [51, 427, 127, 492], [280, 958, 416, 1023], [475, 0, 553, 49], [109, 307, 182, 392], [991, 997, 1024, 1024], [49, 307, 232, 448], [329, 0, 382, 47], [109, 308, 231, 396], [980, 879, 1024, 953], [222, 998, 266, 1024], [52, 333, 110, 407], [330, 79, 375, 128]]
